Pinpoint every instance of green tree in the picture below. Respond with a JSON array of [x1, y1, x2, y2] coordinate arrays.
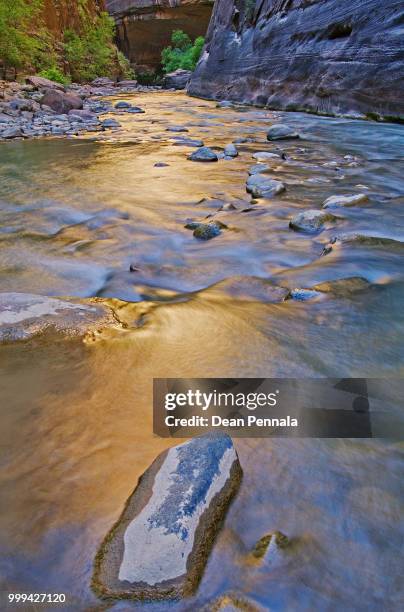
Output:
[[0, 0, 44, 77], [161, 30, 205, 74], [64, 12, 117, 82]]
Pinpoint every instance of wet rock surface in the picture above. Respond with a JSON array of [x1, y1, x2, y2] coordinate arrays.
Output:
[[188, 0, 404, 120], [246, 175, 286, 199], [189, 146, 219, 162], [322, 193, 369, 208], [0, 293, 114, 342], [267, 125, 299, 141], [93, 433, 242, 600], [0, 77, 158, 141], [163, 69, 193, 90], [290, 209, 337, 233]]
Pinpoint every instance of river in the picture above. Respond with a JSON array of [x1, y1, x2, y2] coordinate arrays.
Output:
[[0, 92, 403, 610]]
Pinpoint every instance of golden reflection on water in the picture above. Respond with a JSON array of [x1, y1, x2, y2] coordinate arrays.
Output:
[[0, 92, 404, 609]]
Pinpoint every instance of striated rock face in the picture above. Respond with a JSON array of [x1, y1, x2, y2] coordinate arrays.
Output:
[[106, 0, 214, 71], [42, 0, 107, 38], [188, 0, 404, 120]]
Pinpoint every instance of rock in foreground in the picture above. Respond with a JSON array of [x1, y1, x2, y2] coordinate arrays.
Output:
[[0, 293, 114, 343], [93, 434, 242, 600]]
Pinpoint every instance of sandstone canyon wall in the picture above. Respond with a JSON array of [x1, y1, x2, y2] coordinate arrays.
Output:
[[188, 0, 404, 120], [105, 1, 214, 71], [42, 0, 106, 38]]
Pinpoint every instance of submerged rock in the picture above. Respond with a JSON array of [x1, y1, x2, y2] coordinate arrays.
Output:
[[0, 293, 113, 343], [115, 101, 131, 109], [171, 137, 204, 147], [290, 288, 323, 301], [166, 126, 189, 133], [126, 106, 145, 113], [92, 434, 242, 600], [289, 209, 336, 233], [251, 531, 290, 559], [193, 222, 222, 240], [314, 277, 371, 297], [189, 146, 219, 162], [207, 592, 264, 611], [252, 151, 280, 161], [267, 124, 299, 141], [322, 233, 404, 254], [246, 174, 286, 198], [206, 277, 290, 303], [102, 118, 121, 129], [322, 193, 369, 208], [248, 164, 270, 175]]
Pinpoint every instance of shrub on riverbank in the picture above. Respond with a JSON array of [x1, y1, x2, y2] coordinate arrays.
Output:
[[161, 30, 204, 74], [0, 0, 134, 82]]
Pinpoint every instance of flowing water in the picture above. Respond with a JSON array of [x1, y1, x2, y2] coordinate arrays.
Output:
[[0, 92, 403, 610]]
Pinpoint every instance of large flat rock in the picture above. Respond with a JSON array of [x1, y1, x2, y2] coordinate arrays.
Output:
[[0, 293, 114, 343], [93, 434, 242, 600]]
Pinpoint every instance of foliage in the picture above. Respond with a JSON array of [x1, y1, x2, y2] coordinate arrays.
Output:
[[38, 66, 71, 85], [0, 0, 44, 74], [161, 30, 205, 74], [0, 0, 132, 83], [64, 12, 116, 82], [136, 71, 159, 86], [117, 50, 135, 80]]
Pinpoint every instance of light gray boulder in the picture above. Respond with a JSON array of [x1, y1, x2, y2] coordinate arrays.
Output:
[[0, 293, 114, 343], [267, 124, 299, 141], [322, 193, 369, 208], [93, 434, 242, 600], [246, 174, 286, 198], [289, 209, 336, 233]]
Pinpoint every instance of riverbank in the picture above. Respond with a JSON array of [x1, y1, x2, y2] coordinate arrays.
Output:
[[0, 76, 164, 141]]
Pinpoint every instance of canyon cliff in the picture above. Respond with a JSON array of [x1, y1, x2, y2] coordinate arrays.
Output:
[[105, 0, 214, 72], [188, 0, 404, 120], [42, 0, 106, 36]]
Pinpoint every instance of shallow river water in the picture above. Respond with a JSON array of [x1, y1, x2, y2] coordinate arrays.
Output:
[[0, 92, 403, 610]]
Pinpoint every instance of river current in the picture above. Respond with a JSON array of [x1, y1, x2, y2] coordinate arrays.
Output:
[[0, 92, 403, 610]]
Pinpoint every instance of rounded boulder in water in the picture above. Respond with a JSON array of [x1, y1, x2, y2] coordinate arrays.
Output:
[[188, 146, 219, 162], [267, 124, 299, 141]]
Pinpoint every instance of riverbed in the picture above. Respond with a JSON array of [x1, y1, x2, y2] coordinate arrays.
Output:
[[0, 92, 403, 610]]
